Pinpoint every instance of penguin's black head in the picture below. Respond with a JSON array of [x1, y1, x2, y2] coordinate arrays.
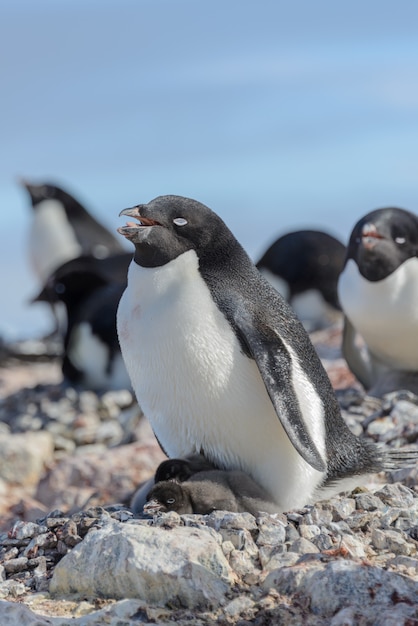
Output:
[[143, 480, 191, 515], [346, 207, 418, 281], [20, 180, 63, 207], [118, 195, 238, 268], [154, 458, 195, 483], [20, 179, 88, 217]]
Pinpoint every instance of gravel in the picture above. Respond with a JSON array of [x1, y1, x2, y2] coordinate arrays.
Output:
[[0, 330, 417, 624]]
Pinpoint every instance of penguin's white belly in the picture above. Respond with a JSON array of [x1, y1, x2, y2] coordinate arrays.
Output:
[[68, 322, 130, 391], [29, 200, 82, 282], [338, 258, 418, 370], [117, 250, 324, 511]]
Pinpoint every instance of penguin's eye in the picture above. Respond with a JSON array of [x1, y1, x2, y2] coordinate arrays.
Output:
[[395, 236, 406, 245], [55, 282, 66, 294], [173, 217, 188, 226], [166, 497, 176, 504]]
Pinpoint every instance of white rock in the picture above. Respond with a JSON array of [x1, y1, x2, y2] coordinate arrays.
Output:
[[263, 559, 418, 618], [50, 519, 234, 608], [0, 432, 54, 486]]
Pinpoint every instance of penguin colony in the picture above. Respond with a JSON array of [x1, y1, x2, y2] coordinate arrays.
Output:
[[22, 182, 418, 514]]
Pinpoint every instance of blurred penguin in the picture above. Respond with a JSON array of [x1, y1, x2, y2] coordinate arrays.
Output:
[[21, 179, 125, 284], [338, 207, 418, 397], [21, 179, 126, 336], [34, 255, 131, 391], [257, 229, 345, 331]]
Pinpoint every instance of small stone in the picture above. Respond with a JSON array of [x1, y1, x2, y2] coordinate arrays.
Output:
[[289, 537, 319, 554], [310, 504, 334, 525], [151, 511, 182, 528], [355, 493, 384, 512], [371, 528, 388, 550], [299, 524, 321, 541], [0, 580, 27, 598], [345, 511, 373, 530], [258, 543, 286, 568], [380, 508, 401, 528], [9, 521, 47, 541], [206, 511, 258, 532], [4, 557, 29, 574], [312, 533, 334, 551], [262, 550, 299, 572], [367, 416, 398, 438], [3, 548, 19, 561], [331, 498, 356, 520], [385, 530, 413, 556], [0, 431, 54, 486], [340, 535, 366, 558], [285, 524, 300, 543], [228, 549, 259, 578], [388, 555, 418, 571], [222, 541, 235, 557], [256, 517, 286, 546], [374, 483, 415, 508], [223, 595, 255, 617]]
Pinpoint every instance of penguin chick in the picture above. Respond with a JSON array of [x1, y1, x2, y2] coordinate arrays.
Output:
[[144, 469, 279, 516], [117, 195, 418, 512], [130, 454, 217, 515], [256, 229, 345, 331], [338, 207, 418, 397], [37, 256, 131, 391], [154, 455, 217, 483]]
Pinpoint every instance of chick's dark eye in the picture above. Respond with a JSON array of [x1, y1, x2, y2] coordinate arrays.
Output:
[[166, 497, 175, 504], [395, 236, 406, 245], [173, 217, 188, 226]]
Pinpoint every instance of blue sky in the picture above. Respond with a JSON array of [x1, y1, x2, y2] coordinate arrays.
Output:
[[1, 0, 418, 337]]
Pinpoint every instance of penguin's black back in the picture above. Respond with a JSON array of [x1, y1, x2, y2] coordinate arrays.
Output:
[[257, 230, 345, 308]]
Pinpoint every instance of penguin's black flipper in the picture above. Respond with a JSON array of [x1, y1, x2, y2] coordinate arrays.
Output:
[[232, 305, 326, 473]]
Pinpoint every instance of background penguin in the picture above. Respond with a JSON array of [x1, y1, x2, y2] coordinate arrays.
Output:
[[143, 469, 279, 516], [338, 207, 418, 397], [21, 179, 127, 337], [117, 195, 417, 513], [21, 179, 125, 284], [36, 255, 131, 391], [256, 229, 346, 331]]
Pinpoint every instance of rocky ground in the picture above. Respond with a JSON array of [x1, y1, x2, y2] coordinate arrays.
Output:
[[0, 326, 418, 625]]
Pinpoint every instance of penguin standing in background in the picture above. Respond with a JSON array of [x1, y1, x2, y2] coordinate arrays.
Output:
[[21, 179, 125, 284], [36, 255, 131, 391], [117, 195, 416, 513], [144, 468, 280, 516], [338, 207, 418, 397], [256, 230, 345, 331]]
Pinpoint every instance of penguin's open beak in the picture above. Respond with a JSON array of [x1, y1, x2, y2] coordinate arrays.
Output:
[[118, 206, 161, 239], [143, 499, 164, 515], [361, 222, 385, 250]]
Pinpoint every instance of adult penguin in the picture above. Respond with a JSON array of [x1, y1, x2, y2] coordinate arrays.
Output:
[[338, 207, 418, 397], [117, 195, 416, 511], [21, 179, 124, 284], [257, 229, 345, 331]]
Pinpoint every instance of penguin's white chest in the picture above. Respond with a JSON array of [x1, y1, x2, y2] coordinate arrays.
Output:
[[338, 258, 418, 369], [29, 200, 82, 282], [68, 322, 130, 391], [117, 250, 324, 510]]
